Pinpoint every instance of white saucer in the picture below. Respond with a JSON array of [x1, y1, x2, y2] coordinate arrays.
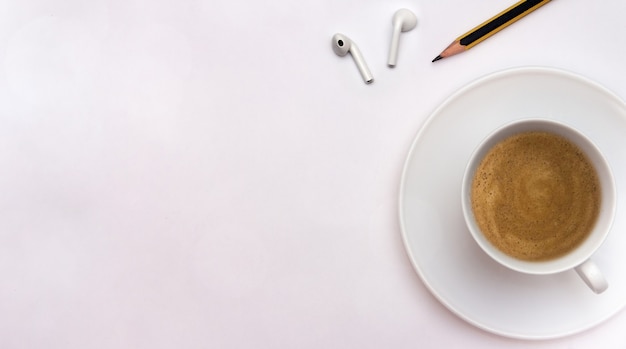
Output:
[[399, 67, 626, 340]]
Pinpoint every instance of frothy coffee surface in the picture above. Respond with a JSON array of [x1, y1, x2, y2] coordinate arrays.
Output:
[[471, 131, 601, 261]]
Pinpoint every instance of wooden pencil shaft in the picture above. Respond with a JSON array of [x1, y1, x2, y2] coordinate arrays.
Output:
[[459, 0, 551, 49]]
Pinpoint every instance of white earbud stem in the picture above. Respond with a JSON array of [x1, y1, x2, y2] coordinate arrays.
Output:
[[388, 9, 417, 67]]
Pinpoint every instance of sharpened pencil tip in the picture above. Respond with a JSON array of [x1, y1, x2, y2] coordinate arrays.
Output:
[[432, 55, 443, 62]]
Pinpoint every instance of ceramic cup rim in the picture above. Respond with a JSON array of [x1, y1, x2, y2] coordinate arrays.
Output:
[[461, 118, 616, 275]]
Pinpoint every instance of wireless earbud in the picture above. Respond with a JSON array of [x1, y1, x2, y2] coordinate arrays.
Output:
[[388, 9, 417, 67], [332, 33, 374, 84]]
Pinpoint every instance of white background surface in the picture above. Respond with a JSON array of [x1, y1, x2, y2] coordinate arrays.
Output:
[[1, 0, 625, 348]]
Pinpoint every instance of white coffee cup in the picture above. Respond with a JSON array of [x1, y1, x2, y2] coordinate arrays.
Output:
[[461, 119, 615, 294]]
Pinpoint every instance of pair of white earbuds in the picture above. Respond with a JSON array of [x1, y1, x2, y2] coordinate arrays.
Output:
[[332, 9, 418, 84]]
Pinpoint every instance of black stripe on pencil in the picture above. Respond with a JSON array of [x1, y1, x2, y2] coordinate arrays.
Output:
[[432, 0, 551, 62]]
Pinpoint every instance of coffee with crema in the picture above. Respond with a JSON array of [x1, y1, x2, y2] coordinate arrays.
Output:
[[470, 131, 601, 261]]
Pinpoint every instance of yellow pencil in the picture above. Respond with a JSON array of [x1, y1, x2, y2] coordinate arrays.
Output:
[[432, 0, 551, 62]]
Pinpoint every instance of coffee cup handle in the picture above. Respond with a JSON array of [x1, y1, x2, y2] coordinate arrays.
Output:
[[574, 259, 608, 294]]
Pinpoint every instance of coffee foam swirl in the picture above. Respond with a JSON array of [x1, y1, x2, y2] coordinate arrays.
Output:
[[471, 132, 601, 261]]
